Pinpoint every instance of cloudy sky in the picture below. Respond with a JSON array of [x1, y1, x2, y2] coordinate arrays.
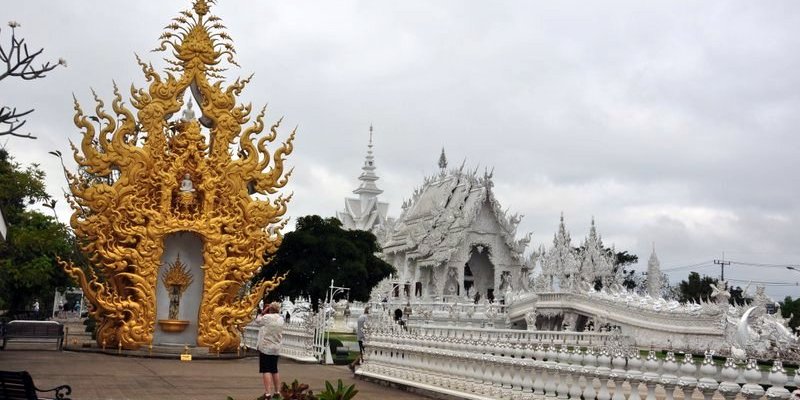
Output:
[[3, 1, 800, 299]]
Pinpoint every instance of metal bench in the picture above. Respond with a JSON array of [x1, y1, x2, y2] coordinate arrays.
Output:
[[0, 370, 71, 399], [1, 321, 64, 350]]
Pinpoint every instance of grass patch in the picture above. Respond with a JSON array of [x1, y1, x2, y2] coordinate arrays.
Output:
[[329, 333, 357, 343]]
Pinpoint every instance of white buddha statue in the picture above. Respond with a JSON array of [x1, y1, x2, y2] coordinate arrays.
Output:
[[179, 173, 195, 192]]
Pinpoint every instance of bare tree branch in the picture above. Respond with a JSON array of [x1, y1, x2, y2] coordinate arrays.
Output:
[[0, 21, 65, 139]]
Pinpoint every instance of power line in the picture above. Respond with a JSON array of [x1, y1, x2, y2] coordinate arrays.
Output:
[[726, 278, 800, 287], [727, 260, 800, 268], [661, 260, 715, 272]]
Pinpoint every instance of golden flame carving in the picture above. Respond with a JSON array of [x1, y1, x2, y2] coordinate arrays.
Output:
[[58, 0, 293, 351], [162, 255, 194, 293]]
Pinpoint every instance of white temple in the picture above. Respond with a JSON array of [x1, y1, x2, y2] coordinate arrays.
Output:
[[336, 125, 390, 233], [380, 151, 532, 301], [262, 140, 799, 400]]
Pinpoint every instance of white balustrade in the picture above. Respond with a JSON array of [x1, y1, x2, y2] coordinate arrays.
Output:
[[357, 316, 794, 400], [243, 319, 316, 362]]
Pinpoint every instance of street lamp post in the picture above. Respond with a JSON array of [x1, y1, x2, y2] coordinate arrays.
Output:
[[321, 279, 350, 364]]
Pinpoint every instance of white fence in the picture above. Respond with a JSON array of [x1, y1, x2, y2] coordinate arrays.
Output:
[[358, 318, 797, 400], [243, 319, 316, 362]]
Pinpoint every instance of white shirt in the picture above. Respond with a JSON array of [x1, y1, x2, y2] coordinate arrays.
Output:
[[254, 313, 283, 355]]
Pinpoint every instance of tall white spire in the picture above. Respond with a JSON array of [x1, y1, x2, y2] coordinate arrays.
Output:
[[353, 124, 383, 201], [337, 124, 390, 233], [646, 243, 662, 298]]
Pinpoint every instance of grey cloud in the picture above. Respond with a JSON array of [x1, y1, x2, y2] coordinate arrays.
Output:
[[4, 0, 800, 299]]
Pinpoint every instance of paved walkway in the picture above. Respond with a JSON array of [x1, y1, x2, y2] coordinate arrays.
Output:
[[0, 347, 428, 400]]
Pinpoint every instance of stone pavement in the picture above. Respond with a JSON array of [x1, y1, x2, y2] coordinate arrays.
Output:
[[0, 347, 428, 400]]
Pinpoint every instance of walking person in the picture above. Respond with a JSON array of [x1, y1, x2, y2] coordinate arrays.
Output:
[[254, 302, 284, 400], [349, 306, 369, 372]]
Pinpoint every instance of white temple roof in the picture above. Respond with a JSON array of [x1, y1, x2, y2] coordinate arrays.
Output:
[[383, 159, 530, 267]]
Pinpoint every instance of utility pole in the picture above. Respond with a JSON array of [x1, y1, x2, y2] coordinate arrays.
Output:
[[714, 252, 730, 281]]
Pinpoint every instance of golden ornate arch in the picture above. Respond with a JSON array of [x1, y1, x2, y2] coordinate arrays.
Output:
[[59, 0, 293, 351]]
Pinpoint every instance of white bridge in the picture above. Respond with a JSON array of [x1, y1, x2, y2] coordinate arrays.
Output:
[[506, 291, 724, 351]]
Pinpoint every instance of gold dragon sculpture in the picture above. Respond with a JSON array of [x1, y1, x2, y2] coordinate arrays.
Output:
[[58, 0, 293, 351]]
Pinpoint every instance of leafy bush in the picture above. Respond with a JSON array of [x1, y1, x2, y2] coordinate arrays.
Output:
[[318, 379, 358, 400], [280, 379, 317, 400]]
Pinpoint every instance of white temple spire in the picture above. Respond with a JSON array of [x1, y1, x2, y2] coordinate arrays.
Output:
[[337, 125, 389, 233], [353, 125, 383, 199], [646, 244, 662, 298]]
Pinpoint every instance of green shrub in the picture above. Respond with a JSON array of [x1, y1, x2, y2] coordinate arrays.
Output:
[[318, 379, 358, 400]]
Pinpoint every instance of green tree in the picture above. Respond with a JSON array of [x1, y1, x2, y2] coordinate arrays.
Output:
[[613, 251, 641, 291], [728, 285, 751, 306], [675, 272, 752, 305], [676, 272, 718, 303], [779, 296, 800, 331], [256, 215, 395, 309], [0, 149, 76, 317]]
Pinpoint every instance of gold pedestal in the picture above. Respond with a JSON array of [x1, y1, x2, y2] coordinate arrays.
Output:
[[158, 319, 190, 333]]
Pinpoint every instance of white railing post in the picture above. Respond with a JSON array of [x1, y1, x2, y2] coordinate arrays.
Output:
[[533, 343, 547, 397], [556, 345, 571, 399], [740, 359, 765, 400], [677, 353, 697, 400], [641, 350, 659, 400], [544, 344, 559, 398], [660, 351, 679, 400], [717, 358, 742, 400], [511, 359, 525, 396], [696, 351, 718, 400], [765, 359, 791, 400], [582, 347, 598, 400], [595, 347, 612, 400], [567, 346, 584, 400], [610, 349, 626, 400], [625, 349, 643, 400]]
